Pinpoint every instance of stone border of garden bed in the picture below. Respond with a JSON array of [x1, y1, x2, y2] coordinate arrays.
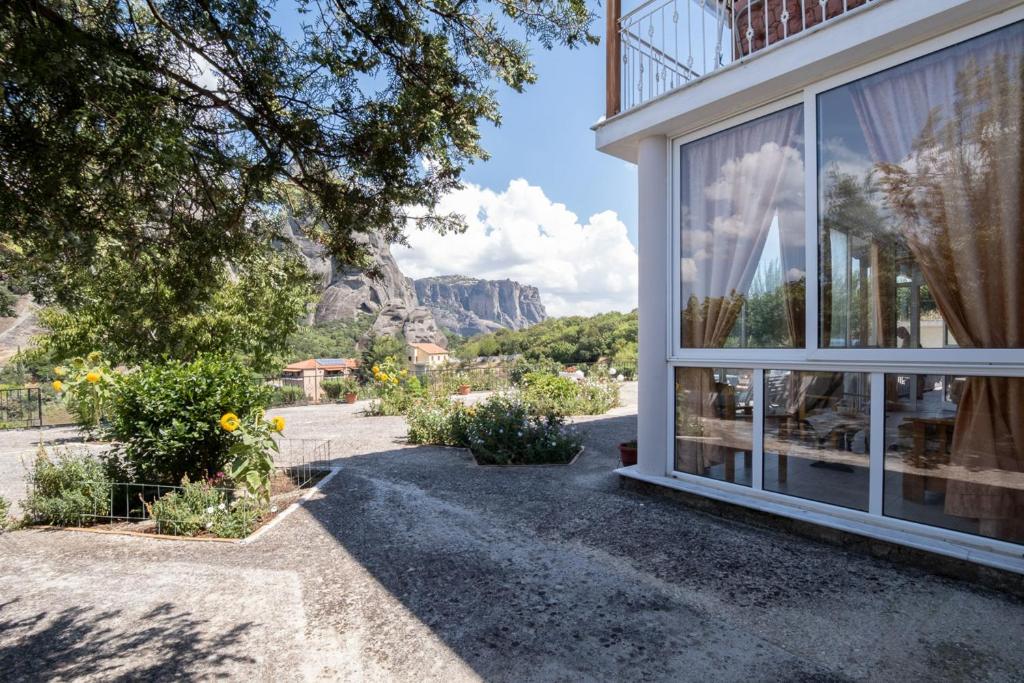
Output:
[[471, 446, 585, 468], [30, 467, 340, 545]]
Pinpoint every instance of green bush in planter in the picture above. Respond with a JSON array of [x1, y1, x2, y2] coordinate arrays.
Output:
[[25, 449, 113, 526], [104, 356, 269, 485], [147, 478, 265, 538], [466, 394, 582, 465]]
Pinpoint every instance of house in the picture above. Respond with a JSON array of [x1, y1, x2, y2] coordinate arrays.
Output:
[[281, 358, 359, 401], [407, 342, 450, 367], [599, 0, 1024, 573]]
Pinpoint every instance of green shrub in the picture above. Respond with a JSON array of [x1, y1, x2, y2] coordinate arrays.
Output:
[[406, 396, 472, 446], [466, 394, 582, 465], [322, 376, 358, 400], [509, 357, 563, 386], [104, 356, 270, 485], [269, 385, 305, 406], [0, 495, 11, 530], [25, 450, 113, 526], [147, 478, 265, 538], [574, 379, 620, 415], [518, 372, 619, 416]]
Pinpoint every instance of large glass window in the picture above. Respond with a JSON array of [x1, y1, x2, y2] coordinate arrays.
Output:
[[884, 374, 1024, 544], [817, 22, 1024, 349], [679, 106, 805, 348], [763, 370, 870, 510], [675, 368, 754, 486]]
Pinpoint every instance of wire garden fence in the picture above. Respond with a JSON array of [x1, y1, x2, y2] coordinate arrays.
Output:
[[58, 437, 334, 538], [0, 387, 42, 429]]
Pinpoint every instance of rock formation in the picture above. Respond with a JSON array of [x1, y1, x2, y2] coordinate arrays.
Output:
[[414, 276, 547, 338]]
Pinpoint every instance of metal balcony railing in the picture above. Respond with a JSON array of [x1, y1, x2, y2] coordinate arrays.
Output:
[[607, 0, 879, 116]]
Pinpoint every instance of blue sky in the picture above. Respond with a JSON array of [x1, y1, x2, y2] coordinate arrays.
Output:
[[464, 40, 638, 244]]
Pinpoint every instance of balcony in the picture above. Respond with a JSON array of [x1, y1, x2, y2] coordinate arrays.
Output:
[[606, 0, 880, 116]]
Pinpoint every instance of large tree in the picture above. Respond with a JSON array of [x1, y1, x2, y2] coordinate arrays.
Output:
[[0, 0, 595, 358]]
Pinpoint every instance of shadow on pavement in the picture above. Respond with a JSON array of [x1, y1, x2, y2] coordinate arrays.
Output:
[[0, 598, 255, 680]]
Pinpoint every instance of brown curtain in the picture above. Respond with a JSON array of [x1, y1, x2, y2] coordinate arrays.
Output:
[[850, 22, 1024, 535]]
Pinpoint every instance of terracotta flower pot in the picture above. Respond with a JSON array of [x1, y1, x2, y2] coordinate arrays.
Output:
[[344, 392, 358, 404], [457, 384, 471, 396], [619, 443, 638, 467]]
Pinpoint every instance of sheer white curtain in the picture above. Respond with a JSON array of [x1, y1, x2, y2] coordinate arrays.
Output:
[[849, 22, 1024, 537], [679, 105, 804, 348]]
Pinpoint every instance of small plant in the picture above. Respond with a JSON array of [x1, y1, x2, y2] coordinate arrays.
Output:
[[224, 411, 284, 504], [0, 495, 12, 531], [25, 448, 113, 526], [466, 394, 582, 465], [366, 357, 423, 415], [406, 396, 472, 447], [518, 372, 619, 416], [323, 376, 359, 401], [52, 352, 117, 434], [147, 478, 265, 538], [269, 385, 305, 406]]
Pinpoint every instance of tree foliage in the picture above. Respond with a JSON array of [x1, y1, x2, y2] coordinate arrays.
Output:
[[457, 310, 638, 367], [0, 0, 595, 361]]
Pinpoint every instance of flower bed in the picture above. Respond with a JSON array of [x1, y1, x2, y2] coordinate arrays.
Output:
[[407, 394, 583, 466]]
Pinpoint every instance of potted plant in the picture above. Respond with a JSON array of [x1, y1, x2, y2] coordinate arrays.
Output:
[[455, 373, 471, 396], [339, 377, 360, 404], [618, 440, 638, 466]]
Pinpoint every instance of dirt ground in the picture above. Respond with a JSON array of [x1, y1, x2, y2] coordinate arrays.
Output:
[[2, 383, 1024, 681]]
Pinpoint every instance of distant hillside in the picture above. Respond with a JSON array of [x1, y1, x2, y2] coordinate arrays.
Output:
[[455, 310, 637, 370], [414, 275, 547, 338]]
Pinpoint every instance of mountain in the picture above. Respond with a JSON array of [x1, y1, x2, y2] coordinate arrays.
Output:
[[284, 219, 449, 347], [414, 275, 548, 338]]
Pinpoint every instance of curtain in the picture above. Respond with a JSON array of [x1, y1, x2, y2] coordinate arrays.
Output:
[[849, 22, 1024, 536], [680, 104, 804, 348], [676, 106, 803, 479]]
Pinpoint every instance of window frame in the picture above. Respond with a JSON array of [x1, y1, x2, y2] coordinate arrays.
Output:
[[663, 9, 1024, 561], [668, 12, 1024, 369]]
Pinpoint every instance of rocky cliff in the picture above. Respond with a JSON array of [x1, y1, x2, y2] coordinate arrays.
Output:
[[283, 219, 448, 347], [414, 276, 547, 338]]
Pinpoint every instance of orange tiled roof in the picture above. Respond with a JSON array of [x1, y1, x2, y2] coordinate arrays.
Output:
[[408, 342, 448, 355]]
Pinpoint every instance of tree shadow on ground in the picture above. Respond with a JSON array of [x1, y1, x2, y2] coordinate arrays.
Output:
[[0, 598, 255, 680], [296, 410, 1024, 681]]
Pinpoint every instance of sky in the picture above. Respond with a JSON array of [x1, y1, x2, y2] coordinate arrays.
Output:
[[391, 23, 640, 317]]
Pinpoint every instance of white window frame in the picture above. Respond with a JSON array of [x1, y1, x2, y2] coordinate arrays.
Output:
[[662, 9, 1024, 566]]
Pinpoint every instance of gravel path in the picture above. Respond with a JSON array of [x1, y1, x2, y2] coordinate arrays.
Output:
[[2, 382, 1023, 681]]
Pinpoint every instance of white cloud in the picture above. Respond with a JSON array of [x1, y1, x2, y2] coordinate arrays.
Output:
[[395, 179, 638, 317]]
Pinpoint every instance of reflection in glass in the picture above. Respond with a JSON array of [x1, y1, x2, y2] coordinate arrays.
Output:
[[763, 370, 870, 510], [675, 368, 754, 486], [679, 106, 805, 349], [817, 21, 1024, 349], [884, 375, 1024, 544]]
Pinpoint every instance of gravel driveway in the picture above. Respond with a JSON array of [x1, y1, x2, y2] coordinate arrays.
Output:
[[2, 383, 1023, 681]]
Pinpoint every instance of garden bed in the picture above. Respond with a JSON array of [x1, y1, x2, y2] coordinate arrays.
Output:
[[471, 446, 585, 467], [39, 467, 334, 542]]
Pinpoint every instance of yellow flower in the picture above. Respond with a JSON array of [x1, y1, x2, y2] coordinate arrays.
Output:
[[85, 371, 101, 384], [269, 416, 285, 433], [379, 372, 389, 382], [219, 412, 240, 432], [52, 380, 63, 393], [53, 366, 66, 377], [391, 377, 398, 385], [399, 369, 408, 377], [372, 365, 380, 374]]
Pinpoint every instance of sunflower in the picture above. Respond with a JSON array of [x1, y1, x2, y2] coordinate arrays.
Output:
[[85, 371, 101, 384], [52, 380, 63, 393], [53, 366, 66, 377], [219, 412, 241, 432], [269, 416, 286, 433]]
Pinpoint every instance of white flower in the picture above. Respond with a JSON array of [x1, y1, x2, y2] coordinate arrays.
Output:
[[205, 521, 213, 529], [218, 503, 226, 511], [205, 506, 214, 515], [270, 505, 278, 513]]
